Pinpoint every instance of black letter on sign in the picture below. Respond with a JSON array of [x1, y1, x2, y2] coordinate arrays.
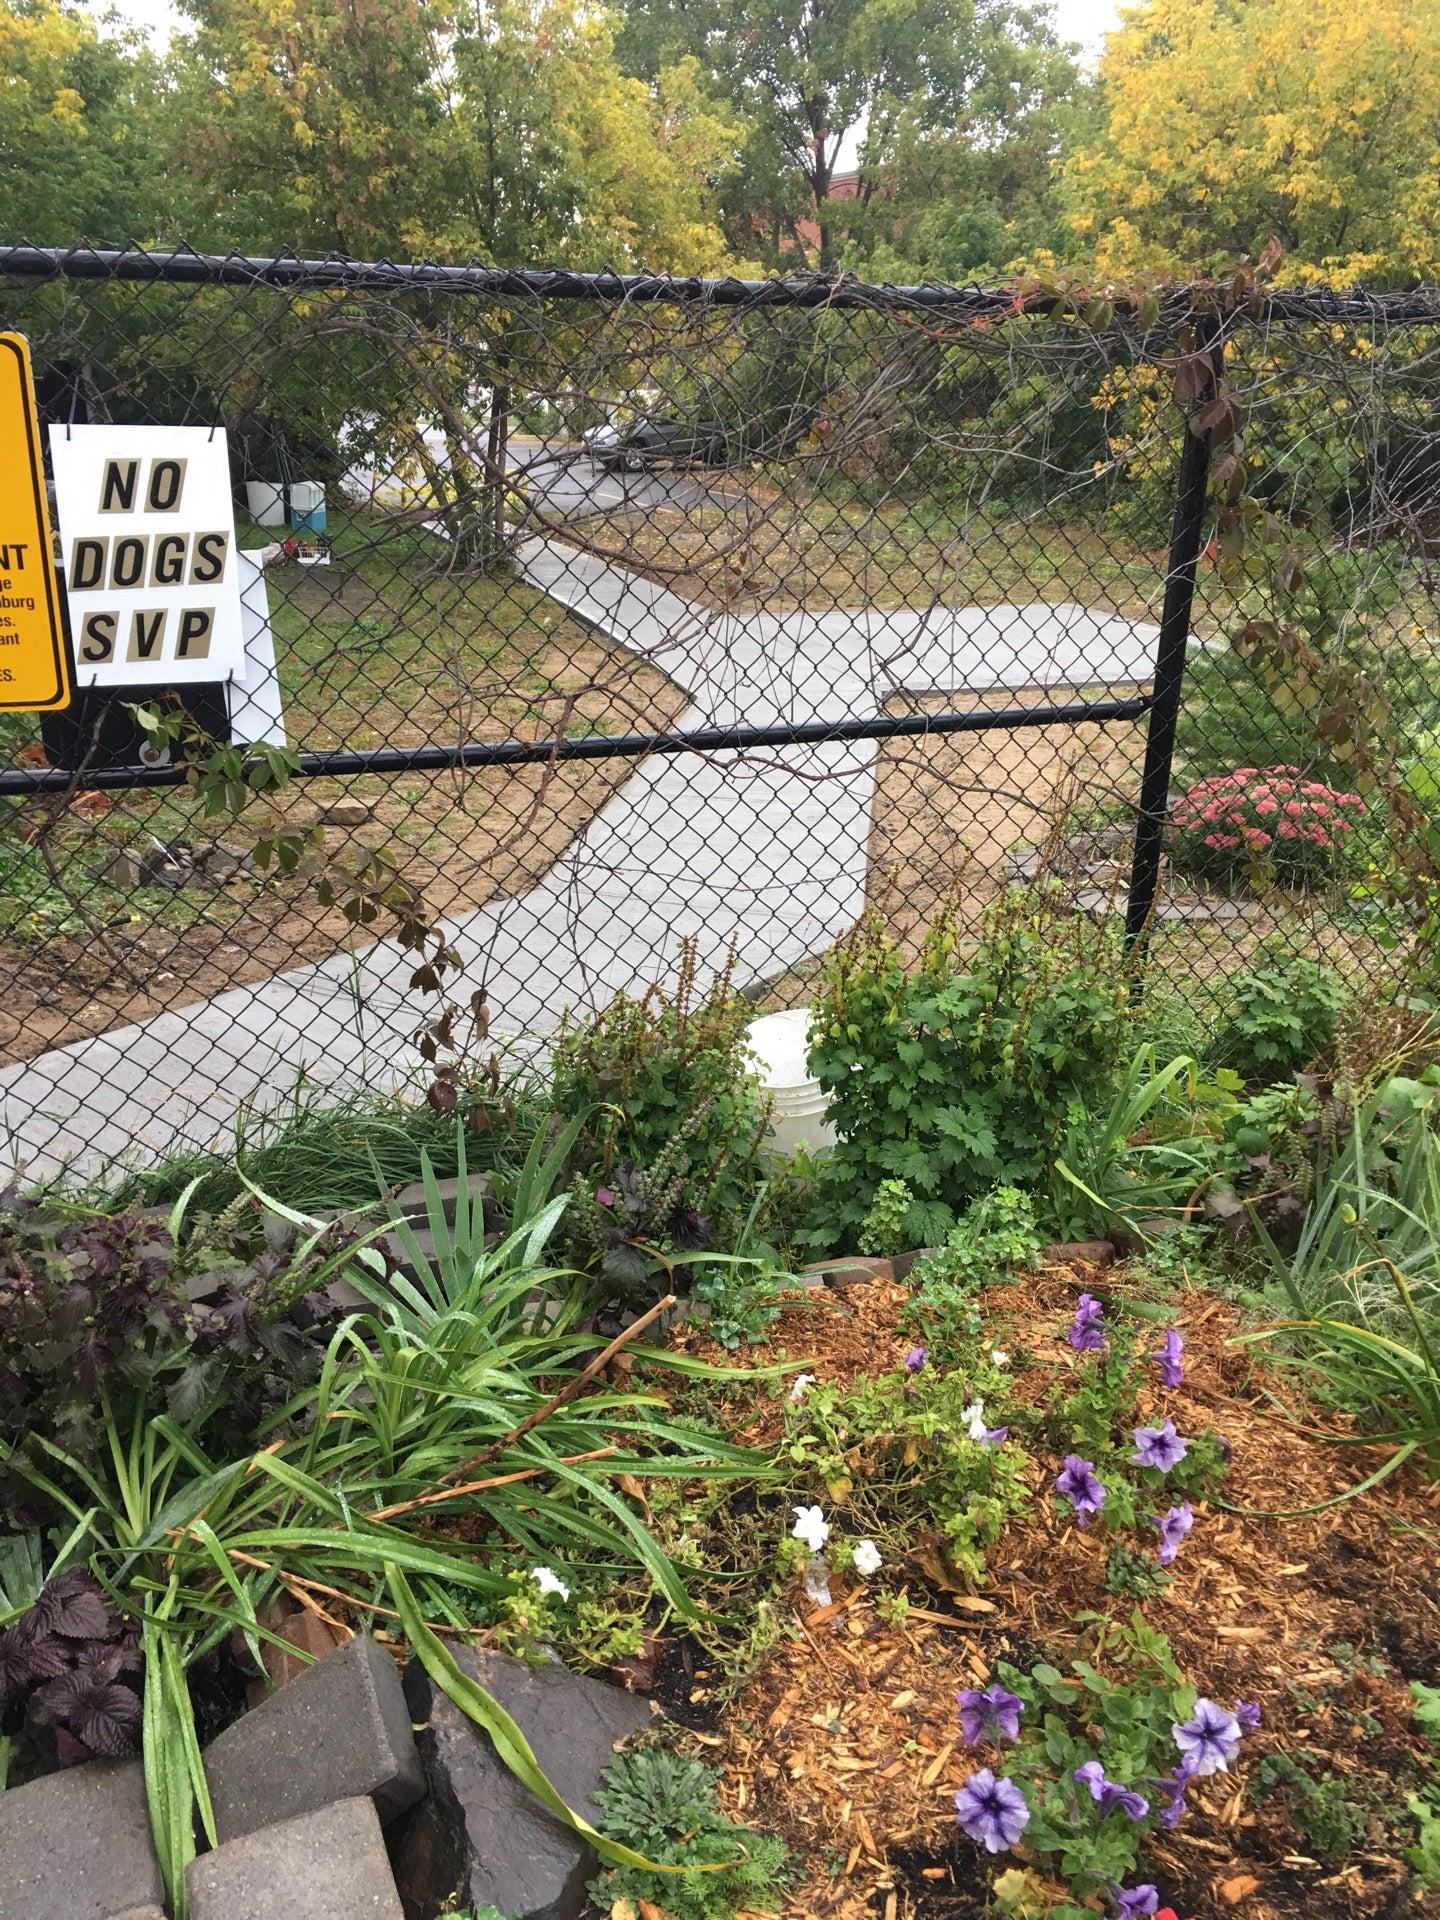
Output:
[[127, 609, 166, 663], [99, 459, 139, 513], [189, 532, 229, 585], [111, 536, 148, 589], [80, 611, 117, 663], [70, 538, 108, 591], [151, 535, 187, 587], [175, 607, 215, 660], [147, 458, 186, 512]]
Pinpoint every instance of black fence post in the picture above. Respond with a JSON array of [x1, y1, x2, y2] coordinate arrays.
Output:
[[1123, 317, 1226, 973]]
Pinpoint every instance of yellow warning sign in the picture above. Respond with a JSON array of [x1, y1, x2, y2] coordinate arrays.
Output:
[[0, 332, 70, 711]]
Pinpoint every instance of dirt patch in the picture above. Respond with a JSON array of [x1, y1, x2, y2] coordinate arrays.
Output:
[[865, 692, 1145, 951], [0, 637, 687, 1066]]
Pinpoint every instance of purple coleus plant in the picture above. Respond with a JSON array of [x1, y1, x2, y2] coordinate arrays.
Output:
[[0, 1570, 143, 1763]]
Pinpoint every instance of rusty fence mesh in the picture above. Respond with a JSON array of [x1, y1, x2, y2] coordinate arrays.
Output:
[[1, 246, 1438, 1182]]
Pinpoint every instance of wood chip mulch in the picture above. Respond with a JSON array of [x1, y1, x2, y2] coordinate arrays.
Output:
[[669, 1260, 1440, 1920]]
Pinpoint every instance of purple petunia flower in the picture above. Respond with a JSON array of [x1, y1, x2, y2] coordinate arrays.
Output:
[[1114, 1886, 1161, 1918], [1173, 1699, 1242, 1777], [1153, 1502, 1194, 1567], [954, 1768, 1030, 1853], [1055, 1453, 1106, 1525], [1132, 1419, 1189, 1474], [1235, 1700, 1263, 1732], [981, 1424, 1009, 1446], [1152, 1328, 1185, 1388], [903, 1345, 928, 1374], [1159, 1758, 1194, 1830], [957, 1682, 1024, 1745], [1074, 1760, 1150, 1821], [1069, 1292, 1107, 1352]]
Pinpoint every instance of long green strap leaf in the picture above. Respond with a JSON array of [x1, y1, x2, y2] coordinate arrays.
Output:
[[387, 1563, 720, 1874], [142, 1611, 194, 1920]]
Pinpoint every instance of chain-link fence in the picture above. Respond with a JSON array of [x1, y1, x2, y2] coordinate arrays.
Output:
[[1, 245, 1438, 1183]]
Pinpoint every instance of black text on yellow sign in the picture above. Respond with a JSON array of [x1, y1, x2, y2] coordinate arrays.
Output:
[[0, 333, 70, 711]]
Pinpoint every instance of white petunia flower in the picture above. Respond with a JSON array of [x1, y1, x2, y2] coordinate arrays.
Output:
[[788, 1372, 817, 1403], [962, 1399, 989, 1442], [791, 1504, 830, 1553], [852, 1539, 883, 1578], [530, 1565, 570, 1601], [991, 1348, 1010, 1367]]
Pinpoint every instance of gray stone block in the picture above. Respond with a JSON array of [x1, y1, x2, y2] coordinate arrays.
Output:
[[0, 1759, 164, 1919], [389, 1170, 490, 1227], [187, 1795, 403, 1920], [393, 1648, 654, 1920], [204, 1632, 424, 1843]]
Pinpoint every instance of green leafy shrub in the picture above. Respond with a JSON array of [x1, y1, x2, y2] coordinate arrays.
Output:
[[902, 1188, 1042, 1364], [1212, 953, 1347, 1081], [552, 945, 773, 1300], [859, 1178, 915, 1257], [782, 1349, 1029, 1586], [1176, 643, 1341, 789], [691, 1264, 784, 1349], [806, 897, 1128, 1250], [1175, 557, 1404, 791], [588, 1746, 790, 1920], [1254, 1752, 1365, 1859], [1409, 1790, 1440, 1888]]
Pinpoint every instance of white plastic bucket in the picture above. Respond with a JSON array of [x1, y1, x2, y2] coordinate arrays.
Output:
[[746, 1008, 836, 1158], [244, 480, 286, 527]]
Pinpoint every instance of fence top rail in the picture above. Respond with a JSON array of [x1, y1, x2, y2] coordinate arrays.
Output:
[[3, 242, 1440, 325]]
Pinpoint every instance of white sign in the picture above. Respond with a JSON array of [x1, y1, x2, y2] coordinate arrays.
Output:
[[229, 551, 287, 747], [49, 424, 246, 687]]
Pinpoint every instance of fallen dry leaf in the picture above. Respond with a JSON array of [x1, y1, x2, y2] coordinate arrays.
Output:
[[1219, 1873, 1261, 1905]]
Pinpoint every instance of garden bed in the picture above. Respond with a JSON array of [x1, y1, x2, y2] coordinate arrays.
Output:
[[667, 1258, 1440, 1920]]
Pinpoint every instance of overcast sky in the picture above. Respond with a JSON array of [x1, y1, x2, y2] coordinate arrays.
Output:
[[100, 0, 1126, 60]]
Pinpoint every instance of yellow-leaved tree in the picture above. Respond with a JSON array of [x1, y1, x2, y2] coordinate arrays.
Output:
[[1064, 0, 1440, 286]]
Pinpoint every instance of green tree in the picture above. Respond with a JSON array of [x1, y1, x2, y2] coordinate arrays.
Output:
[[616, 0, 1076, 269], [850, 18, 1083, 280], [164, 0, 734, 269], [1064, 0, 1440, 284], [436, 0, 736, 270], [0, 0, 162, 245], [163, 0, 446, 256]]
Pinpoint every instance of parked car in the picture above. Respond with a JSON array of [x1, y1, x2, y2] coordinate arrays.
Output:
[[582, 417, 728, 472]]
